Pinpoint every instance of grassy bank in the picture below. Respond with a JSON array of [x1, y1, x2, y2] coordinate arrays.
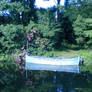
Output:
[[48, 48, 92, 72], [1, 48, 92, 65], [54, 48, 91, 60], [0, 48, 92, 72]]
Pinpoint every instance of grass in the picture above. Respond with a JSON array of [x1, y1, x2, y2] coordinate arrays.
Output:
[[46, 48, 92, 65], [52, 49, 80, 58]]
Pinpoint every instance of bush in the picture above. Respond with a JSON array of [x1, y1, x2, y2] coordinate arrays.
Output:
[[0, 24, 25, 54], [26, 28, 53, 56]]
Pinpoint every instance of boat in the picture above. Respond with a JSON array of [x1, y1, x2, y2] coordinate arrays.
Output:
[[25, 55, 81, 66]]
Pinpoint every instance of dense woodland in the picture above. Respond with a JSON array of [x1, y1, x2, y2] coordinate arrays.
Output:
[[0, 0, 92, 55]]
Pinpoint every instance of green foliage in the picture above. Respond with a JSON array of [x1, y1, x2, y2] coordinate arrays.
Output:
[[38, 22, 56, 38], [73, 15, 92, 47], [79, 50, 92, 72], [0, 0, 92, 50], [0, 1, 24, 12], [80, 50, 92, 65], [73, 15, 86, 35], [78, 0, 92, 18], [0, 0, 37, 25], [73, 15, 86, 46], [36, 8, 57, 38], [26, 28, 53, 56], [84, 18, 92, 37], [27, 19, 57, 49], [85, 18, 92, 30], [84, 18, 92, 46], [0, 24, 25, 53], [43, 51, 55, 57]]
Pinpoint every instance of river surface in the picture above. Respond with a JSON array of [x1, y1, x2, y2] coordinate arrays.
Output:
[[0, 64, 92, 92]]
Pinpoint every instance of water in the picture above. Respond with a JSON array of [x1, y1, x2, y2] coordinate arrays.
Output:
[[25, 70, 92, 92], [0, 65, 92, 92], [26, 63, 80, 73]]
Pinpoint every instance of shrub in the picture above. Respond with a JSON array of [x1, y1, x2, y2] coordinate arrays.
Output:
[[26, 29, 53, 56], [0, 24, 25, 54]]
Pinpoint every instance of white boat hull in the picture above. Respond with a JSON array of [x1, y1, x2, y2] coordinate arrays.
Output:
[[25, 55, 80, 66]]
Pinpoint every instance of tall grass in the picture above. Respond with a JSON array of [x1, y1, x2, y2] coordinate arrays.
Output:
[[79, 50, 92, 65]]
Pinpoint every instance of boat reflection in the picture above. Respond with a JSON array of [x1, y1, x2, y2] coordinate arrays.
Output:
[[25, 63, 80, 73]]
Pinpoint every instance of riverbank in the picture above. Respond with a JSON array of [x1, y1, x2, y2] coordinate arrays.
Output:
[[49, 48, 92, 72], [44, 48, 92, 66], [0, 48, 92, 71], [0, 48, 92, 64]]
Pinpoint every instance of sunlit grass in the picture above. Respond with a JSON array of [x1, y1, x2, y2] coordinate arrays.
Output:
[[50, 48, 92, 67], [52, 50, 80, 58]]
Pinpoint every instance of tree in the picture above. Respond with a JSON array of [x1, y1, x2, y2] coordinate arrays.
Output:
[[0, 1, 24, 24], [84, 18, 92, 46], [73, 15, 86, 47], [0, 0, 38, 25]]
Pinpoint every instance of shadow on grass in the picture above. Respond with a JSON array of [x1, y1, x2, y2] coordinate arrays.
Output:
[[55, 44, 88, 52]]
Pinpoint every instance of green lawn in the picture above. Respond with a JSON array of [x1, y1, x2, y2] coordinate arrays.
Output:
[[51, 48, 92, 58], [52, 50, 80, 58]]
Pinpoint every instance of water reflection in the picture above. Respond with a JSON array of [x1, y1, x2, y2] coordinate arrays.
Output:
[[26, 63, 80, 73], [1, 68, 92, 92], [28, 71, 92, 92]]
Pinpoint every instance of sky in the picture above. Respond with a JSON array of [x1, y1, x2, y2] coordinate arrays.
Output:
[[35, 0, 65, 8]]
